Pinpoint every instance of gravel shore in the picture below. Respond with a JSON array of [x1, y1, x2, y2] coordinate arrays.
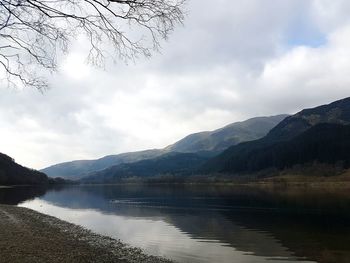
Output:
[[0, 205, 174, 263]]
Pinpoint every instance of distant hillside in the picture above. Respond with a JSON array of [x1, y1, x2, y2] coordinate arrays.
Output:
[[165, 115, 288, 153], [41, 149, 163, 180], [0, 153, 49, 185], [82, 152, 209, 184], [204, 97, 350, 175], [43, 115, 287, 180]]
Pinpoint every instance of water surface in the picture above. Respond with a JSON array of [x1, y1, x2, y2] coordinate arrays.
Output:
[[1, 185, 350, 263]]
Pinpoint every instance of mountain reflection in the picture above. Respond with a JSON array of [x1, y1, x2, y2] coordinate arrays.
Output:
[[0, 186, 48, 205], [17, 185, 350, 263]]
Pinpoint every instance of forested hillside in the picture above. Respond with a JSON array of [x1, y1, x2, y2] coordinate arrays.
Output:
[[0, 153, 50, 185], [203, 97, 350, 176]]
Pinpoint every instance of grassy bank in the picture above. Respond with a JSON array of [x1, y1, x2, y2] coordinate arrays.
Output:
[[251, 169, 350, 189], [0, 205, 173, 263], [85, 165, 350, 188]]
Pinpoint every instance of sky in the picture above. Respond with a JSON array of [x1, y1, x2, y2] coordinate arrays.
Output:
[[1, 0, 350, 169]]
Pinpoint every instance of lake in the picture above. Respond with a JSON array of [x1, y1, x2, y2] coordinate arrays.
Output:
[[1, 184, 350, 263]]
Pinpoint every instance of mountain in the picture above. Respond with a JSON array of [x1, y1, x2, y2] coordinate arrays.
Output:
[[81, 152, 209, 184], [267, 97, 350, 141], [0, 152, 50, 185], [42, 115, 287, 180], [214, 123, 350, 173], [41, 149, 163, 180], [204, 97, 350, 175], [165, 115, 288, 153]]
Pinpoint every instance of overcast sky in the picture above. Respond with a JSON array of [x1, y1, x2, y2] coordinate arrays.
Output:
[[1, 0, 350, 169]]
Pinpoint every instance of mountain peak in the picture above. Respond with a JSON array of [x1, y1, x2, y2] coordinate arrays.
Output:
[[165, 114, 288, 153]]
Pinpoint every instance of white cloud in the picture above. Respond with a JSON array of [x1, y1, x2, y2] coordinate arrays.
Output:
[[311, 0, 350, 32]]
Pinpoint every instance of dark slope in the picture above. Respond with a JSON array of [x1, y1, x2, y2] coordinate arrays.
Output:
[[0, 153, 49, 185], [204, 97, 350, 175], [267, 97, 350, 141], [82, 153, 209, 183], [165, 115, 288, 153], [216, 123, 350, 173]]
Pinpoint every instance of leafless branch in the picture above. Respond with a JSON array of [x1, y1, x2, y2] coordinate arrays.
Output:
[[0, 0, 186, 90]]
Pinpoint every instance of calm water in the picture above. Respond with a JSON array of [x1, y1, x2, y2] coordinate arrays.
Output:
[[1, 185, 350, 263]]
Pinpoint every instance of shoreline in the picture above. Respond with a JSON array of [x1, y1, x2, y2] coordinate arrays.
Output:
[[78, 177, 350, 189], [0, 204, 173, 263]]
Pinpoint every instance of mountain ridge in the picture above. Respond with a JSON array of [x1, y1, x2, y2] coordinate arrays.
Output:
[[267, 97, 350, 141], [41, 149, 163, 180], [81, 152, 209, 183], [42, 114, 287, 179], [203, 97, 350, 175], [165, 115, 288, 153]]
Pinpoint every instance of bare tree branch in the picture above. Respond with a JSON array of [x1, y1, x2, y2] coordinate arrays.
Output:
[[0, 0, 186, 90]]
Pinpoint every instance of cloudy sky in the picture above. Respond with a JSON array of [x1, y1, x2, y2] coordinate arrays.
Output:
[[1, 0, 350, 169]]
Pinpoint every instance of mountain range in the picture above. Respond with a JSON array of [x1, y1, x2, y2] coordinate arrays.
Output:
[[3, 97, 350, 185], [165, 115, 288, 153], [81, 152, 209, 184], [83, 97, 350, 183], [42, 115, 287, 180], [41, 149, 164, 180], [204, 97, 350, 175]]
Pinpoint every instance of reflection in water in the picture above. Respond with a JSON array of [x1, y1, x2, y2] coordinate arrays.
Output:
[[5, 185, 350, 263], [0, 186, 47, 205]]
